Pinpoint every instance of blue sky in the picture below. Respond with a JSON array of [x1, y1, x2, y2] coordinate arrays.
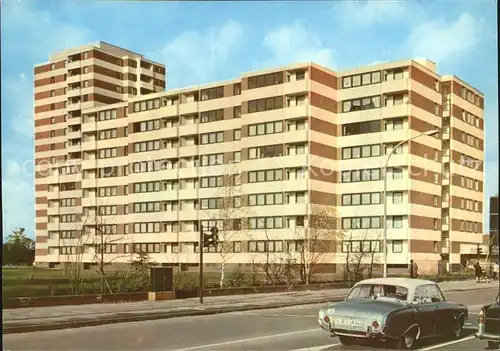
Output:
[[1, 0, 498, 240]]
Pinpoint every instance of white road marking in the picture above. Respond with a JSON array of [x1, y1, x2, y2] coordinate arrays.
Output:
[[418, 335, 475, 350], [291, 343, 341, 351], [171, 329, 323, 351]]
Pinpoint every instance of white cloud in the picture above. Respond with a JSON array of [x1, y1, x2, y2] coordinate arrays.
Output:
[[333, 0, 410, 28], [258, 22, 335, 69], [4, 76, 34, 138], [2, 178, 35, 240], [406, 12, 483, 64], [152, 20, 243, 88]]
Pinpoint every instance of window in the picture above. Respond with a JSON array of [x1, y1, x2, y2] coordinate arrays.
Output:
[[233, 83, 241, 95], [200, 198, 223, 210], [392, 168, 403, 179], [342, 71, 381, 89], [232, 151, 241, 163], [133, 119, 161, 133], [342, 144, 381, 159], [133, 140, 161, 153], [248, 217, 283, 229], [342, 240, 381, 253], [133, 202, 161, 213], [200, 153, 223, 166], [392, 240, 403, 253], [200, 176, 223, 188], [248, 72, 283, 89], [388, 216, 403, 228], [98, 187, 118, 197], [248, 193, 283, 206], [248, 144, 283, 159], [342, 217, 381, 229], [342, 121, 381, 136], [233, 129, 241, 141], [248, 169, 283, 183], [200, 86, 223, 101], [133, 182, 161, 193], [392, 192, 403, 204], [133, 243, 161, 254], [98, 109, 117, 121], [133, 98, 161, 112], [233, 106, 241, 118], [200, 109, 224, 123], [131, 159, 167, 173], [341, 168, 380, 183], [98, 148, 118, 159], [248, 121, 283, 136], [248, 96, 284, 113], [342, 95, 381, 113], [200, 132, 224, 145], [98, 129, 117, 140]]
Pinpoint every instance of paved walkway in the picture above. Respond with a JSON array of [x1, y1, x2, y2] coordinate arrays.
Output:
[[2, 279, 495, 334]]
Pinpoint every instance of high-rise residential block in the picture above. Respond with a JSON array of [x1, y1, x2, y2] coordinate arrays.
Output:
[[33, 42, 485, 275]]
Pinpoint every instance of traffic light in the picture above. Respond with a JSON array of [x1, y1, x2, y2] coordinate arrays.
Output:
[[203, 227, 219, 248]]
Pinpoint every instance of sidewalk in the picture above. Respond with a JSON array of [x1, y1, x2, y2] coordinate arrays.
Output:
[[2, 279, 495, 334]]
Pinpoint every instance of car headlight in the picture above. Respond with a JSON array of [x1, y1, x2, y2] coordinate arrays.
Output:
[[327, 308, 335, 315]]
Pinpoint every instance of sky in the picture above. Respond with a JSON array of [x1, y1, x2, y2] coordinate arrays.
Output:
[[1, 0, 498, 240]]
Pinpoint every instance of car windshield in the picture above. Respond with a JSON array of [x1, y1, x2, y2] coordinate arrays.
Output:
[[346, 284, 409, 301]]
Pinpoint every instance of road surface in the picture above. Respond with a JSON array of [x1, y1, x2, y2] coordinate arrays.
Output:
[[3, 288, 498, 351]]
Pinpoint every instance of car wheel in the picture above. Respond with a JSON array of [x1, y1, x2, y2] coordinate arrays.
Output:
[[452, 318, 463, 339], [338, 336, 355, 346], [397, 329, 417, 350], [487, 341, 499, 349]]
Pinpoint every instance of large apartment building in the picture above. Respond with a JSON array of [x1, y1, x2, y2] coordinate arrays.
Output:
[[34, 42, 485, 275]]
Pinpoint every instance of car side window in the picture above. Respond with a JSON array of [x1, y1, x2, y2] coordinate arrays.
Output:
[[414, 286, 431, 304], [426, 284, 444, 303]]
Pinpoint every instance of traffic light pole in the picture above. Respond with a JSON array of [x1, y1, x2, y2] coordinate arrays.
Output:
[[199, 224, 204, 304]]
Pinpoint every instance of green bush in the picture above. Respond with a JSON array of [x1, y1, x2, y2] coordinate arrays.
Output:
[[174, 272, 199, 291]]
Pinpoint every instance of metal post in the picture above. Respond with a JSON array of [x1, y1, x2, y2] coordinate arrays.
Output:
[[382, 129, 440, 279], [199, 224, 204, 304]]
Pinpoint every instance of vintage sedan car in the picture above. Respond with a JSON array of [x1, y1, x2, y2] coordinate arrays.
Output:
[[318, 278, 468, 349], [474, 292, 499, 349]]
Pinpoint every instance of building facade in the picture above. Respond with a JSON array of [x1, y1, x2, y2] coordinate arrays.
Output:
[[34, 42, 485, 275], [489, 195, 499, 256]]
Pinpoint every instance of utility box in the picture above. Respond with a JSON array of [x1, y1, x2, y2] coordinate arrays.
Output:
[[150, 266, 174, 292]]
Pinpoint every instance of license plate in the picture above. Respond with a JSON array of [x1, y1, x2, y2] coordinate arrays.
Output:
[[336, 318, 364, 327]]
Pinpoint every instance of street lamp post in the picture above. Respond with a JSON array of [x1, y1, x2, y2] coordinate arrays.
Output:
[[382, 129, 440, 278]]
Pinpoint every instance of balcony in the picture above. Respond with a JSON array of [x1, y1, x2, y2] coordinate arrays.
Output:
[[442, 126, 450, 140], [67, 130, 81, 140], [67, 143, 81, 154], [442, 174, 450, 186], [441, 219, 449, 231], [442, 195, 449, 208], [67, 116, 82, 126], [66, 87, 81, 98], [284, 105, 308, 120], [67, 74, 81, 84], [66, 60, 82, 70], [67, 101, 81, 112]]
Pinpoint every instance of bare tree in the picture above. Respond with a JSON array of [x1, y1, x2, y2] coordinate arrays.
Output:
[[262, 226, 294, 285], [82, 208, 130, 294], [343, 229, 382, 282], [60, 215, 93, 295], [289, 205, 342, 285], [207, 165, 248, 288]]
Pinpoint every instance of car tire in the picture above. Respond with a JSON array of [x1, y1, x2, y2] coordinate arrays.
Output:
[[487, 341, 499, 349], [338, 336, 355, 346], [452, 318, 463, 339], [397, 328, 417, 350]]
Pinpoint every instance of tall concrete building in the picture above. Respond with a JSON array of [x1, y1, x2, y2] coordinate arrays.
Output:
[[34, 42, 485, 275]]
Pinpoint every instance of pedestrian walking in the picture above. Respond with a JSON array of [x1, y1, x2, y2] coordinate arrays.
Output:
[[409, 260, 419, 278], [494, 262, 499, 281], [474, 261, 482, 283]]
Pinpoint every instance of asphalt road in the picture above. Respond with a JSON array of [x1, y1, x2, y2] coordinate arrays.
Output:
[[3, 288, 498, 351]]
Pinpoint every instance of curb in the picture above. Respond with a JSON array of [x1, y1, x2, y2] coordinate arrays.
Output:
[[2, 296, 342, 334], [3, 285, 496, 335]]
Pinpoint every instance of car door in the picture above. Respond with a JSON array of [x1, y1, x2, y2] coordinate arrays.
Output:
[[412, 285, 437, 337], [426, 284, 451, 335]]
